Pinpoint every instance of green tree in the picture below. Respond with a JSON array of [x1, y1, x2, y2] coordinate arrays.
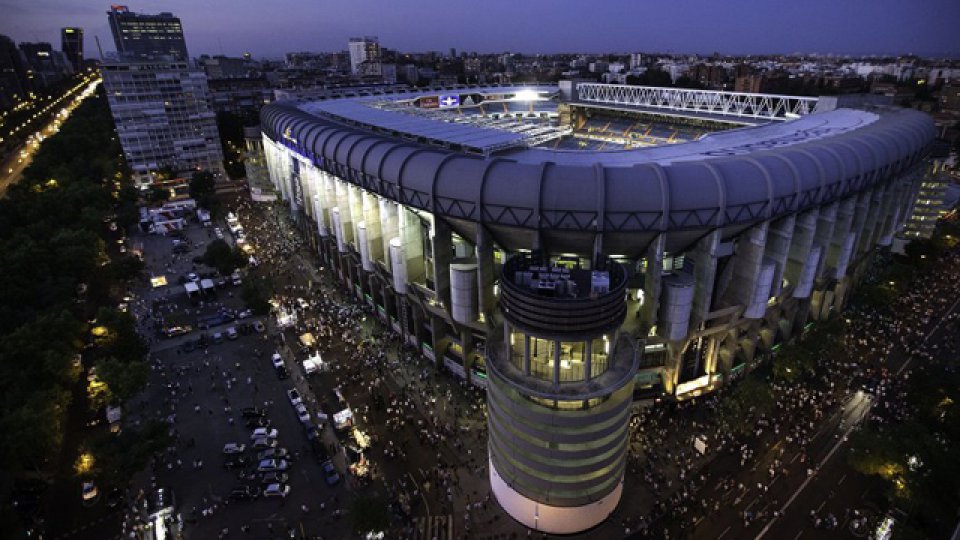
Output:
[[202, 239, 247, 275], [95, 356, 148, 404], [189, 170, 218, 211], [241, 275, 272, 315], [146, 185, 170, 204]]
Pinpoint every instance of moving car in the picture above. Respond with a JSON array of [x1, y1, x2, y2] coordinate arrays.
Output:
[[294, 403, 311, 424], [271, 353, 284, 369]]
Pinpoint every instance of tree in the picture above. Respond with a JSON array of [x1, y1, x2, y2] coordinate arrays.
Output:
[[201, 239, 247, 275], [146, 185, 170, 204], [350, 496, 389, 535], [189, 170, 218, 211], [241, 275, 272, 315], [95, 356, 148, 404]]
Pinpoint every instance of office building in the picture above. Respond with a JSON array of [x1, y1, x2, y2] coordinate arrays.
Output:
[[102, 59, 223, 186], [107, 5, 188, 61], [0, 34, 29, 108], [61, 27, 83, 72]]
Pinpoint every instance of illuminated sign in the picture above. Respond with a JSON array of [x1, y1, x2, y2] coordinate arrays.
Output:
[[439, 95, 460, 108], [418, 96, 439, 108]]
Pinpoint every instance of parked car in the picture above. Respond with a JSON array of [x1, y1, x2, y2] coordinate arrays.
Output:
[[257, 448, 289, 461], [286, 388, 302, 406], [260, 472, 289, 485], [81, 481, 99, 504], [212, 332, 224, 344], [226, 326, 238, 340], [322, 461, 340, 485], [186, 272, 199, 282], [275, 365, 289, 380], [245, 417, 271, 429], [250, 428, 278, 440], [222, 443, 246, 455], [253, 321, 265, 333], [223, 456, 250, 469], [257, 459, 289, 473], [240, 407, 265, 418], [251, 437, 278, 450], [263, 483, 290, 498], [271, 353, 284, 369], [229, 485, 260, 501], [237, 309, 253, 319], [294, 403, 311, 424]]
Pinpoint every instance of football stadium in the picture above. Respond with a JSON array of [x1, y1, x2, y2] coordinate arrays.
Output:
[[260, 82, 935, 533]]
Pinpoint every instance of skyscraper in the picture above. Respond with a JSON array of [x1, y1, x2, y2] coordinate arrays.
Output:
[[61, 27, 83, 72], [107, 5, 188, 61], [348, 36, 381, 77], [0, 34, 30, 108]]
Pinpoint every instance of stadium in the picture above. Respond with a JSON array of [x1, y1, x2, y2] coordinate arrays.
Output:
[[259, 82, 935, 533]]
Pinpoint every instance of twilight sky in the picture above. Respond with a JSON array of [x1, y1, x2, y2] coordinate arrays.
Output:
[[2, 0, 958, 59]]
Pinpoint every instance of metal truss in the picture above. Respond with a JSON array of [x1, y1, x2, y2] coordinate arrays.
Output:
[[576, 83, 820, 121]]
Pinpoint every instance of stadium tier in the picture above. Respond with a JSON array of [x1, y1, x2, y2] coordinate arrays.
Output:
[[260, 83, 935, 534]]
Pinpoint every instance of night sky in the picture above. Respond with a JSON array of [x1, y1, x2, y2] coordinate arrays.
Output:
[[2, 0, 958, 59]]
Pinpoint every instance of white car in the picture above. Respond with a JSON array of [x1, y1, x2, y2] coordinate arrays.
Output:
[[286, 388, 302, 407], [263, 483, 290, 498], [271, 353, 284, 369], [250, 428, 278, 440], [257, 459, 289, 472], [222, 443, 246, 454], [294, 403, 310, 424]]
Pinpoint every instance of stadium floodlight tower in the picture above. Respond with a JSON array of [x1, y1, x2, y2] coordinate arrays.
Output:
[[486, 254, 639, 534]]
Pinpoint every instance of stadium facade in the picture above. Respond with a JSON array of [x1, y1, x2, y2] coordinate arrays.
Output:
[[260, 83, 935, 533]]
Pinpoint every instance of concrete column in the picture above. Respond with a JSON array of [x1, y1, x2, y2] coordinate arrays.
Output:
[[764, 216, 795, 298], [784, 209, 817, 289], [430, 314, 449, 368], [347, 185, 363, 249], [361, 192, 384, 264], [334, 180, 354, 247], [723, 222, 769, 315], [357, 223, 373, 272], [850, 190, 873, 257], [450, 263, 479, 324], [640, 234, 665, 332], [689, 230, 722, 327], [432, 218, 453, 309], [813, 202, 837, 279], [380, 200, 400, 267], [399, 208, 426, 285], [476, 226, 497, 321], [331, 208, 347, 253], [826, 196, 856, 279]]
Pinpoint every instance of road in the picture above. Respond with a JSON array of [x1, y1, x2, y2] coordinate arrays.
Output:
[[0, 76, 100, 196], [668, 289, 960, 540]]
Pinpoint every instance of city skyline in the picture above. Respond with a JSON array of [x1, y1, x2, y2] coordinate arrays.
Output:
[[2, 0, 959, 59]]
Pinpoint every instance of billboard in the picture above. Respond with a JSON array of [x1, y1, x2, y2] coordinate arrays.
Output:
[[418, 96, 439, 108], [439, 95, 461, 108]]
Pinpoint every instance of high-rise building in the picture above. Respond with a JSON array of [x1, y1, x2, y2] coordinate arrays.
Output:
[[0, 34, 30, 108], [629, 52, 643, 69], [107, 5, 188, 61], [101, 59, 223, 186], [61, 27, 83, 72], [348, 36, 381, 77], [19, 42, 72, 86]]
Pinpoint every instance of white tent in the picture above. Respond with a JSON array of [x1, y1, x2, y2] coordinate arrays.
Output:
[[200, 278, 215, 293], [184, 282, 200, 297], [303, 352, 326, 375]]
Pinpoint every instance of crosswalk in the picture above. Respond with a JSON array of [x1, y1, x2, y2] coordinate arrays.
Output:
[[412, 514, 454, 540]]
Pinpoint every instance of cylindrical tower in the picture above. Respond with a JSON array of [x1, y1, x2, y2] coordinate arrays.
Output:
[[486, 256, 639, 534]]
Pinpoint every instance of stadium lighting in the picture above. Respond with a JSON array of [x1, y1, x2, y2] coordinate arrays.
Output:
[[512, 89, 540, 102]]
